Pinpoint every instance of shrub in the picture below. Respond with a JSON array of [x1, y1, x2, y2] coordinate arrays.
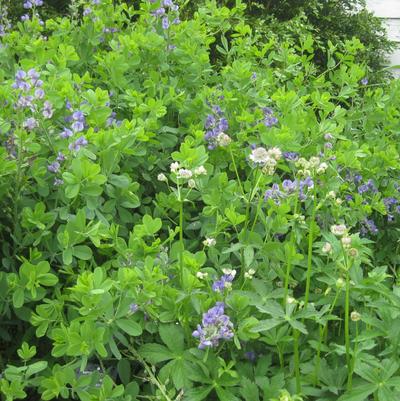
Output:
[[1, 1, 400, 401], [4, 0, 395, 78]]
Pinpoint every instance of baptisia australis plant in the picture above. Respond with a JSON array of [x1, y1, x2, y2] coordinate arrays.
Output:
[[1, 1, 400, 401]]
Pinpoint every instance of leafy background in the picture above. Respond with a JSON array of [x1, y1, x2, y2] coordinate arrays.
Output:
[[0, 1, 400, 401]]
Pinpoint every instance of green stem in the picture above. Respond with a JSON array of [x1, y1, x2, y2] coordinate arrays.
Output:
[[244, 169, 259, 229], [304, 186, 317, 308], [12, 131, 24, 268], [278, 346, 284, 369], [314, 289, 340, 384], [179, 199, 184, 285], [229, 146, 244, 197], [250, 195, 264, 233], [125, 346, 172, 401], [349, 321, 359, 389], [283, 195, 299, 307], [345, 269, 351, 390], [293, 329, 301, 394]]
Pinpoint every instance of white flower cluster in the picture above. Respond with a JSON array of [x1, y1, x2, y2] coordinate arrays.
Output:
[[249, 146, 282, 175], [244, 268, 256, 279], [295, 156, 328, 176], [158, 163, 208, 188], [203, 237, 216, 247], [330, 223, 347, 236], [329, 224, 359, 258], [327, 191, 343, 205], [196, 271, 208, 279]]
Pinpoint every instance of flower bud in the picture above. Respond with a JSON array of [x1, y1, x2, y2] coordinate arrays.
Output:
[[287, 296, 296, 304], [317, 162, 328, 174], [322, 242, 332, 254], [348, 248, 359, 258], [203, 237, 216, 247], [336, 277, 345, 288], [170, 162, 180, 173], [188, 179, 196, 188], [196, 272, 208, 279], [351, 311, 361, 322], [194, 165, 207, 176], [157, 173, 167, 182], [330, 224, 347, 236], [341, 236, 352, 248]]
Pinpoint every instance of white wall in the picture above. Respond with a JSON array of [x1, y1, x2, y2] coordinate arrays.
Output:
[[366, 0, 400, 76]]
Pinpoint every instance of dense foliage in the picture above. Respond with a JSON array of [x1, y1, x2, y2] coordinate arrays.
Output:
[[3, 0, 396, 78], [1, 1, 400, 401]]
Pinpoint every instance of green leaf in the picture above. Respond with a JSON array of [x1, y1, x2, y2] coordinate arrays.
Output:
[[13, 288, 25, 308], [240, 378, 259, 401], [244, 246, 254, 268], [72, 245, 93, 260], [125, 381, 139, 397], [62, 248, 73, 265], [108, 336, 121, 360], [250, 319, 282, 333], [109, 174, 130, 188], [117, 359, 131, 386], [338, 384, 378, 401], [159, 324, 184, 353], [25, 361, 48, 377], [215, 386, 240, 401], [138, 343, 174, 364], [184, 385, 214, 401], [116, 319, 142, 336], [39, 273, 58, 286], [288, 319, 308, 334], [65, 184, 80, 199]]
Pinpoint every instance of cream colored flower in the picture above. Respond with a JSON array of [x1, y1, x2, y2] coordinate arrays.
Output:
[[194, 165, 207, 176], [176, 169, 193, 179], [170, 162, 180, 173], [203, 237, 216, 247], [249, 147, 271, 164], [322, 242, 332, 254], [157, 173, 167, 182], [330, 224, 347, 236]]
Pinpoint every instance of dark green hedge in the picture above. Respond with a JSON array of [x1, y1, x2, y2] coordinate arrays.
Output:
[[3, 0, 395, 77]]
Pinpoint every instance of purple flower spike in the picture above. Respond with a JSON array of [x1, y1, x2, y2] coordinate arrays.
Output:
[[283, 151, 299, 161], [192, 302, 234, 349], [23, 117, 38, 131], [42, 101, 54, 119], [47, 161, 60, 173], [60, 128, 73, 139], [162, 16, 170, 30], [69, 136, 88, 151]]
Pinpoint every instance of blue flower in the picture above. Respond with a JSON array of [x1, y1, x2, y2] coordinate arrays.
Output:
[[204, 105, 230, 150], [161, 16, 170, 30], [192, 302, 234, 349], [261, 107, 278, 127], [23, 117, 38, 130], [361, 218, 378, 236], [69, 136, 88, 151], [283, 152, 299, 161], [264, 183, 284, 204], [47, 161, 60, 173], [212, 270, 236, 292], [60, 128, 73, 139]]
